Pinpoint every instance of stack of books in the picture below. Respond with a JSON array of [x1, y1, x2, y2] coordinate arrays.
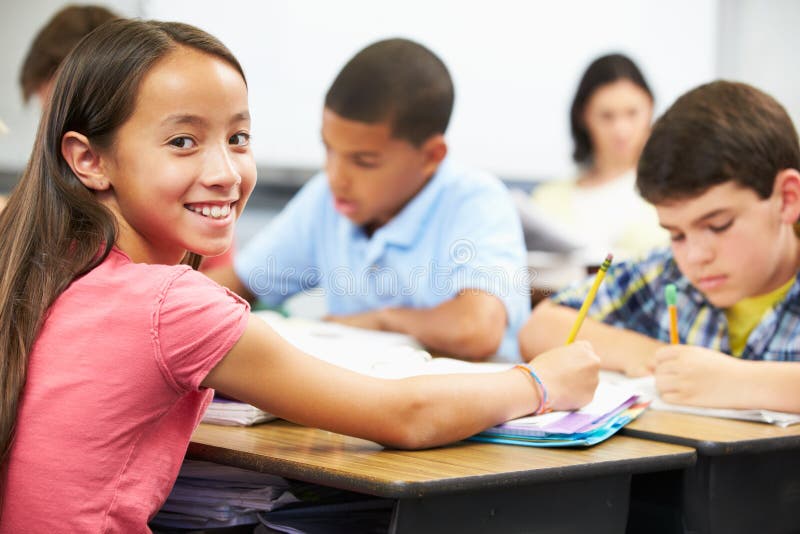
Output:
[[201, 396, 275, 426], [150, 460, 298, 530]]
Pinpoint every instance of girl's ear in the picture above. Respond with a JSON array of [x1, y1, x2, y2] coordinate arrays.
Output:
[[61, 131, 111, 191]]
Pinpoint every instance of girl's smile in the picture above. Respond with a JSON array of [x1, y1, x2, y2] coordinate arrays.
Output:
[[94, 46, 256, 265], [185, 201, 237, 220]]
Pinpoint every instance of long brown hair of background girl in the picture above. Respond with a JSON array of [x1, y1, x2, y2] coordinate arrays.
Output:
[[0, 18, 246, 483]]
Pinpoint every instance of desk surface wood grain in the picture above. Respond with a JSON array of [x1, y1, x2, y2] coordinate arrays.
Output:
[[623, 410, 800, 455], [189, 421, 694, 498]]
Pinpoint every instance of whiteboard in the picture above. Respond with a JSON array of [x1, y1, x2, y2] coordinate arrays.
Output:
[[144, 0, 717, 180]]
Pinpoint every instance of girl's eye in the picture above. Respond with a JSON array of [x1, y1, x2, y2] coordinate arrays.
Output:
[[169, 137, 195, 149], [670, 233, 685, 243], [229, 133, 250, 146], [709, 219, 734, 233]]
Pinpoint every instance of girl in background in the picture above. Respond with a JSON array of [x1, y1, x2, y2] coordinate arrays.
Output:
[[530, 53, 667, 259]]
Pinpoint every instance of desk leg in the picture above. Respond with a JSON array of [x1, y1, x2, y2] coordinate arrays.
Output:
[[681, 449, 800, 534], [388, 475, 630, 534]]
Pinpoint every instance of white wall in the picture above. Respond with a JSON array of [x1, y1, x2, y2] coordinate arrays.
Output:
[[143, 0, 718, 181], [717, 0, 800, 131], [4, 1, 798, 183]]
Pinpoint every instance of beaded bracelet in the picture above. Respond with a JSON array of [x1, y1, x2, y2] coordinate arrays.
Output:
[[513, 364, 552, 415]]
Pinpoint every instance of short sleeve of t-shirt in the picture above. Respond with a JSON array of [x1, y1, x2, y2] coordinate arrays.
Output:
[[153, 269, 250, 393]]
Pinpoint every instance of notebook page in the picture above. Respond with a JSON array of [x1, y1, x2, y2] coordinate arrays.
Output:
[[600, 371, 800, 427]]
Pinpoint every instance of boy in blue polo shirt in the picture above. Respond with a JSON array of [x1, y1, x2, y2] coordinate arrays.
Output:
[[520, 81, 800, 412], [208, 38, 528, 362]]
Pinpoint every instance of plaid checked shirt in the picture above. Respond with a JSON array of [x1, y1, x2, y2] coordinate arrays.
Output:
[[551, 248, 800, 361]]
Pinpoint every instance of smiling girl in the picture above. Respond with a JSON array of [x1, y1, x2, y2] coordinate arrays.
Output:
[[0, 20, 599, 531]]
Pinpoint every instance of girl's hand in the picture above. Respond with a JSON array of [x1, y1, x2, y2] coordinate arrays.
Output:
[[654, 345, 747, 409], [529, 340, 601, 411]]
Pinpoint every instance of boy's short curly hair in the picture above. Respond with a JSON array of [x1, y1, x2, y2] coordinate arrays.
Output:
[[637, 81, 800, 204], [324, 38, 454, 147]]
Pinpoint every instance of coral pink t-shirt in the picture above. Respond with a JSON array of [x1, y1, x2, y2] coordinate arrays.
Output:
[[1, 248, 249, 532]]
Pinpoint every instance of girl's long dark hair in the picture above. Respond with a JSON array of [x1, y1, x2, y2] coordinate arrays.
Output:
[[0, 19, 245, 485], [570, 53, 652, 165]]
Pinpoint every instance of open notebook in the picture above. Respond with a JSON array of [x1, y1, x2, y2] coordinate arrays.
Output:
[[201, 311, 432, 426], [251, 311, 431, 374], [600, 371, 800, 427], [203, 313, 647, 447]]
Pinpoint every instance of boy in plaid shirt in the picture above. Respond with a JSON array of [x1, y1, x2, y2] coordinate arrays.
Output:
[[520, 81, 800, 413]]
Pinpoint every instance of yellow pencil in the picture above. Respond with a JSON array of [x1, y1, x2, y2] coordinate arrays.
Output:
[[565, 253, 613, 344]]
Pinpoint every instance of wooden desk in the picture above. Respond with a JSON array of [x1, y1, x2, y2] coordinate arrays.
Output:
[[622, 411, 800, 534], [190, 421, 694, 534]]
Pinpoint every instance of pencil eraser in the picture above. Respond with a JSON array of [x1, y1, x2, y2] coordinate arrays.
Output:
[[665, 284, 677, 306]]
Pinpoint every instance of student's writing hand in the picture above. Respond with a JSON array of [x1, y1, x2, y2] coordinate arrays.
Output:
[[654, 345, 747, 409], [324, 310, 387, 332], [529, 341, 601, 411]]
